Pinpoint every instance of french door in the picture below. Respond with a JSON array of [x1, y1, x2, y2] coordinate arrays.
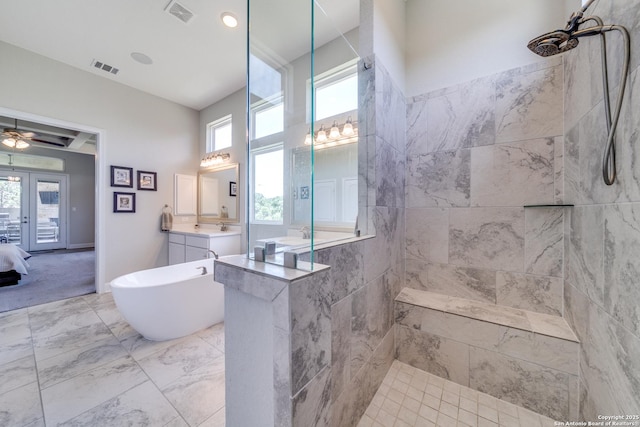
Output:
[[0, 171, 67, 251]]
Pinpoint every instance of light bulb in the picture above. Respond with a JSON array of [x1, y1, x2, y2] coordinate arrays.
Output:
[[2, 138, 16, 148], [16, 140, 29, 149], [221, 12, 238, 28], [316, 125, 327, 142], [329, 121, 340, 139], [342, 117, 354, 136]]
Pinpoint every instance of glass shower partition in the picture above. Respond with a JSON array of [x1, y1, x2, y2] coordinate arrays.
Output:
[[246, 0, 360, 270]]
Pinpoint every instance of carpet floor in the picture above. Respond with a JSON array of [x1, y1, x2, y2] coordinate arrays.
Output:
[[0, 248, 95, 312]]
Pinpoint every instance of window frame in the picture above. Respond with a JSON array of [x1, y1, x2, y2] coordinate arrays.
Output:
[[205, 115, 233, 153], [307, 59, 358, 123], [249, 143, 284, 225]]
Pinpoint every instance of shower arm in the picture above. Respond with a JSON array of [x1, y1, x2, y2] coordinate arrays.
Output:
[[570, 20, 631, 185]]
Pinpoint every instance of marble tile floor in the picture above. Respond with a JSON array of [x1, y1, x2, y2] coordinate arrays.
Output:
[[0, 292, 226, 427], [358, 360, 557, 427]]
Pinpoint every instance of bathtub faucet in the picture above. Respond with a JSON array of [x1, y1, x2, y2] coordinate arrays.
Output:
[[196, 266, 207, 275], [207, 250, 219, 259]]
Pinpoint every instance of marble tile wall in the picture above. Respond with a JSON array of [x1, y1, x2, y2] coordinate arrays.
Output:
[[395, 296, 580, 420], [405, 59, 566, 316], [562, 0, 640, 419]]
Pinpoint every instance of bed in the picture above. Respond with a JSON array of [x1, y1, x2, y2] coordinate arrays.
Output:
[[0, 244, 30, 287]]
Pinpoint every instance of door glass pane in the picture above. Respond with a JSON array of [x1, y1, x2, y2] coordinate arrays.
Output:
[[36, 180, 60, 244], [0, 176, 23, 244]]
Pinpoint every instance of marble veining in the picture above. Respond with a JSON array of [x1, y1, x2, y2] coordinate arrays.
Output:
[[406, 149, 471, 208], [426, 75, 496, 152], [449, 207, 524, 272], [405, 208, 448, 264], [469, 347, 574, 420], [290, 271, 332, 395], [495, 65, 563, 143], [525, 207, 564, 277], [496, 272, 563, 316], [0, 293, 226, 426], [470, 138, 555, 207], [351, 273, 394, 377], [603, 203, 640, 337]]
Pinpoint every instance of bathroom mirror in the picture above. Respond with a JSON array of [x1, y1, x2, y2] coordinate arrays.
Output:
[[198, 163, 239, 224]]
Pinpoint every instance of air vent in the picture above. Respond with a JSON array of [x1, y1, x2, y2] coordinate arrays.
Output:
[[90, 59, 119, 75], [165, 0, 195, 24]]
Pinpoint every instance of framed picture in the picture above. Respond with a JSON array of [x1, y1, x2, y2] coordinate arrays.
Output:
[[229, 181, 237, 197], [137, 170, 157, 191], [113, 192, 136, 213], [111, 166, 133, 188]]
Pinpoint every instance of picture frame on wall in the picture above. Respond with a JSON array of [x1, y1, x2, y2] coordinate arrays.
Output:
[[110, 166, 133, 188], [113, 192, 136, 213], [229, 181, 237, 197], [137, 170, 157, 191]]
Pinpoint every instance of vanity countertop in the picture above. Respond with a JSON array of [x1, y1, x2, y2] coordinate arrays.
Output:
[[169, 225, 241, 238]]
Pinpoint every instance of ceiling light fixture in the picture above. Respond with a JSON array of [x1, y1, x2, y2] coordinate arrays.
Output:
[[302, 118, 358, 150], [131, 52, 153, 65], [221, 12, 238, 28], [2, 119, 30, 150]]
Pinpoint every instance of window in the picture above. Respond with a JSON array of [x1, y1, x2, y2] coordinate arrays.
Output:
[[252, 100, 283, 139], [310, 62, 358, 121], [251, 144, 283, 224], [206, 115, 232, 152]]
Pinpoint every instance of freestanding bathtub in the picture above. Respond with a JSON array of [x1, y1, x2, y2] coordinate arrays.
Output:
[[110, 258, 223, 341]]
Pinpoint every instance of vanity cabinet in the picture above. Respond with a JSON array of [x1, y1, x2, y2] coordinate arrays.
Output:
[[168, 231, 241, 265]]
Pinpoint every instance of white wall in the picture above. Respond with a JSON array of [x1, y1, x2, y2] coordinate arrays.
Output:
[[405, 0, 580, 97], [372, 0, 406, 92], [0, 41, 200, 288]]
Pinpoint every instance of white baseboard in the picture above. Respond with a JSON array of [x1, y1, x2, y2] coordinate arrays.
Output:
[[67, 243, 95, 250]]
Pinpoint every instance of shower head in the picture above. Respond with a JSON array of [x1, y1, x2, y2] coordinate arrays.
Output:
[[527, 30, 579, 57]]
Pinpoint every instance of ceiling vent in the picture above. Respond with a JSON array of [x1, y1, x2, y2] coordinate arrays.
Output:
[[90, 59, 119, 75], [165, 0, 195, 24]]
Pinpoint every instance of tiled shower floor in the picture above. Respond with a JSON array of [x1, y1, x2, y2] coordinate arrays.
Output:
[[358, 360, 557, 427]]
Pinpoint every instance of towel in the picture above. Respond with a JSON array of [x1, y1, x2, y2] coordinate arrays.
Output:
[[161, 211, 173, 231]]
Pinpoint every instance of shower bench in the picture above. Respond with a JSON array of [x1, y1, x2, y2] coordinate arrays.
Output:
[[395, 287, 579, 421]]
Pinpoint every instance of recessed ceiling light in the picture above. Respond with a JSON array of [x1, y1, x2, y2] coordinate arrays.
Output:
[[221, 12, 238, 28], [131, 52, 153, 65]]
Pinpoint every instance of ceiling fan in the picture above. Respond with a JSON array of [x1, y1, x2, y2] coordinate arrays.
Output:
[[1, 118, 67, 149]]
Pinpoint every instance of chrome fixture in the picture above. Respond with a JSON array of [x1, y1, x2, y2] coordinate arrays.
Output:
[[527, 0, 630, 185], [300, 225, 311, 239], [196, 266, 207, 275], [200, 152, 230, 168], [207, 250, 219, 259], [217, 222, 228, 232]]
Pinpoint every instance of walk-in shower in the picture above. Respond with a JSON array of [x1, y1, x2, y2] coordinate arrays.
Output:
[[528, 0, 630, 185]]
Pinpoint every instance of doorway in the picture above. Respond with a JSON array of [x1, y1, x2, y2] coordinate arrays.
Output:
[[0, 171, 68, 251]]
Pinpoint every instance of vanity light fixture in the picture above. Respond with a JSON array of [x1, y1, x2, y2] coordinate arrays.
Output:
[[302, 118, 358, 149], [200, 152, 231, 168], [221, 12, 238, 28], [329, 121, 340, 139], [316, 125, 327, 143], [342, 116, 355, 136]]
